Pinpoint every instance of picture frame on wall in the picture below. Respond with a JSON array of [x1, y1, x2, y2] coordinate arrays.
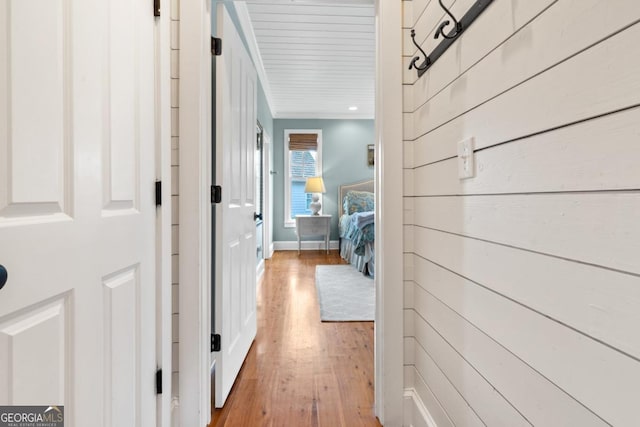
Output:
[[367, 144, 374, 167]]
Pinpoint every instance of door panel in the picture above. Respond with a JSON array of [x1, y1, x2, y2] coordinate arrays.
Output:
[[0, 0, 157, 425], [103, 266, 139, 426], [243, 232, 255, 320], [229, 240, 241, 344], [245, 79, 255, 206], [105, 0, 138, 211], [0, 0, 70, 219], [0, 296, 68, 404], [230, 52, 242, 206], [214, 3, 258, 407]]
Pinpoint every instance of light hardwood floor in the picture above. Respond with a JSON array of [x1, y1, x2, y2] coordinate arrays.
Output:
[[209, 250, 381, 427]]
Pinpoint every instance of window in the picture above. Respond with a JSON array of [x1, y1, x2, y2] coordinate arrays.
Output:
[[284, 130, 322, 227]]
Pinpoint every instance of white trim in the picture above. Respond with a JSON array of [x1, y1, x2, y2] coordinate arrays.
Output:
[[404, 388, 439, 427], [154, 3, 172, 426], [273, 240, 340, 251], [170, 397, 180, 427], [267, 243, 275, 258], [263, 131, 273, 259], [283, 129, 323, 228], [232, 2, 277, 118], [178, 0, 212, 426], [374, 0, 405, 425]]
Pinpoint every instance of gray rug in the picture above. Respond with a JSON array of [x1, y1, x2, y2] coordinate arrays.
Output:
[[315, 265, 375, 322]]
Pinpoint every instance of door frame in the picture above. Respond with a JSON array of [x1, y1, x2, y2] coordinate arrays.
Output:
[[263, 130, 274, 259], [374, 0, 404, 424], [155, 3, 174, 426], [178, 0, 213, 426], [177, 1, 404, 425], [256, 121, 265, 280]]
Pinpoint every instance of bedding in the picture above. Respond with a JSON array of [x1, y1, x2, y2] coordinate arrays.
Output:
[[342, 212, 374, 256], [339, 187, 375, 276], [354, 211, 374, 229]]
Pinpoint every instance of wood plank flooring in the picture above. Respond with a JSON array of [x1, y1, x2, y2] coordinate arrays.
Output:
[[209, 250, 381, 427]]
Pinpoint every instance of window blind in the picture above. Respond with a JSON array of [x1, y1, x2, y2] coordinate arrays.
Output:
[[288, 133, 318, 151]]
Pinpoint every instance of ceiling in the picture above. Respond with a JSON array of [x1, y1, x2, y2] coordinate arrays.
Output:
[[235, 0, 375, 119]]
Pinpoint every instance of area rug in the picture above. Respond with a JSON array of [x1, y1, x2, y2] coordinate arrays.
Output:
[[315, 265, 375, 322]]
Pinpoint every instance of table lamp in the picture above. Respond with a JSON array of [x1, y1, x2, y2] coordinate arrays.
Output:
[[304, 176, 326, 215]]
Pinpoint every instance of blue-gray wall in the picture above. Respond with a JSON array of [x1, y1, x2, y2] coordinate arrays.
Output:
[[273, 119, 374, 241]]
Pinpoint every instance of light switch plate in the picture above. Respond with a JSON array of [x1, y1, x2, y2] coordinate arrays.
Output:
[[457, 137, 475, 179]]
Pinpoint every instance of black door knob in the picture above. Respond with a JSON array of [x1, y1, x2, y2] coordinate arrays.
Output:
[[0, 265, 7, 290], [254, 212, 263, 221]]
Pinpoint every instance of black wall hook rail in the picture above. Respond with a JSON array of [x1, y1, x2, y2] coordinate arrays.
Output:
[[410, 0, 493, 78]]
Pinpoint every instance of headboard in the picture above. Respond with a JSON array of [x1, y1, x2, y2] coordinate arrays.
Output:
[[338, 179, 374, 217]]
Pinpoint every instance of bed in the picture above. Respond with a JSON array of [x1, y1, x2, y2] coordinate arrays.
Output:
[[338, 180, 375, 277]]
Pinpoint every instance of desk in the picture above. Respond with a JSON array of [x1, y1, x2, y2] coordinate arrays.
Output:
[[295, 215, 331, 254]]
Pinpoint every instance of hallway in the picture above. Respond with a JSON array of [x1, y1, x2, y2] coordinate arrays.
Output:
[[210, 251, 381, 426]]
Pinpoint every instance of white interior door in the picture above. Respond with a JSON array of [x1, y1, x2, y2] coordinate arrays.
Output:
[[214, 3, 258, 408], [0, 0, 157, 425]]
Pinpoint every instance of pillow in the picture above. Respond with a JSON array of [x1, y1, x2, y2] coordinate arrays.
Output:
[[343, 191, 374, 215]]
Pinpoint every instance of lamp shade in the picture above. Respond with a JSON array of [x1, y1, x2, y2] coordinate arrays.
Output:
[[304, 176, 326, 194]]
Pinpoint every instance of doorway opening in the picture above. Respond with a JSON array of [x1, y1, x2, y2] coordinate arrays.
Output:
[[178, 1, 404, 425]]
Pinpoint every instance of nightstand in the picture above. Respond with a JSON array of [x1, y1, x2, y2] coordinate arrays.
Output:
[[295, 215, 331, 254]]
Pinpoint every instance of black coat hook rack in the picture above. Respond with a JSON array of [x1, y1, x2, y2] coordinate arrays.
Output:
[[409, 0, 493, 78]]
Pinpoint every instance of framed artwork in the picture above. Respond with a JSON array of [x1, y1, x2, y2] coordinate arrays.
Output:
[[367, 144, 374, 167]]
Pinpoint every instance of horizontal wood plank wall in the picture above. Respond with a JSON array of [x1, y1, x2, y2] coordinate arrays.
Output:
[[170, 0, 180, 402], [402, 1, 640, 425]]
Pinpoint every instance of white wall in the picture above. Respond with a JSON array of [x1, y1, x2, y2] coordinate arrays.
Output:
[[402, 0, 640, 425]]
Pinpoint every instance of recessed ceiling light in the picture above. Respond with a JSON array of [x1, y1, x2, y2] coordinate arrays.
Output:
[[349, 106, 358, 111]]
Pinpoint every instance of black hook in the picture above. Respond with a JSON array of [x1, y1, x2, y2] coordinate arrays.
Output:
[[408, 29, 430, 71], [434, 0, 462, 40]]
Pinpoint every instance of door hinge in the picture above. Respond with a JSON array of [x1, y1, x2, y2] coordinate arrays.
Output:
[[211, 37, 222, 56], [211, 334, 221, 352], [153, 0, 160, 17], [211, 185, 222, 204], [156, 369, 163, 394], [155, 181, 162, 206]]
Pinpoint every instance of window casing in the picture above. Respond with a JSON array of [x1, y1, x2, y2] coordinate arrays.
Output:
[[284, 129, 322, 227]]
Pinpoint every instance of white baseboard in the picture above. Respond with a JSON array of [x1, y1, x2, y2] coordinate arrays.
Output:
[[267, 243, 274, 259], [171, 397, 180, 427], [404, 388, 438, 427], [273, 240, 339, 251]]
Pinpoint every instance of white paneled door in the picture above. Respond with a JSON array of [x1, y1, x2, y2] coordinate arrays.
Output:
[[213, 4, 258, 408], [0, 0, 157, 425]]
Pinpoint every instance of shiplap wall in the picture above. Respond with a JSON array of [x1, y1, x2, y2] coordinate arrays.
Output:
[[402, 0, 640, 425], [170, 0, 180, 401]]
